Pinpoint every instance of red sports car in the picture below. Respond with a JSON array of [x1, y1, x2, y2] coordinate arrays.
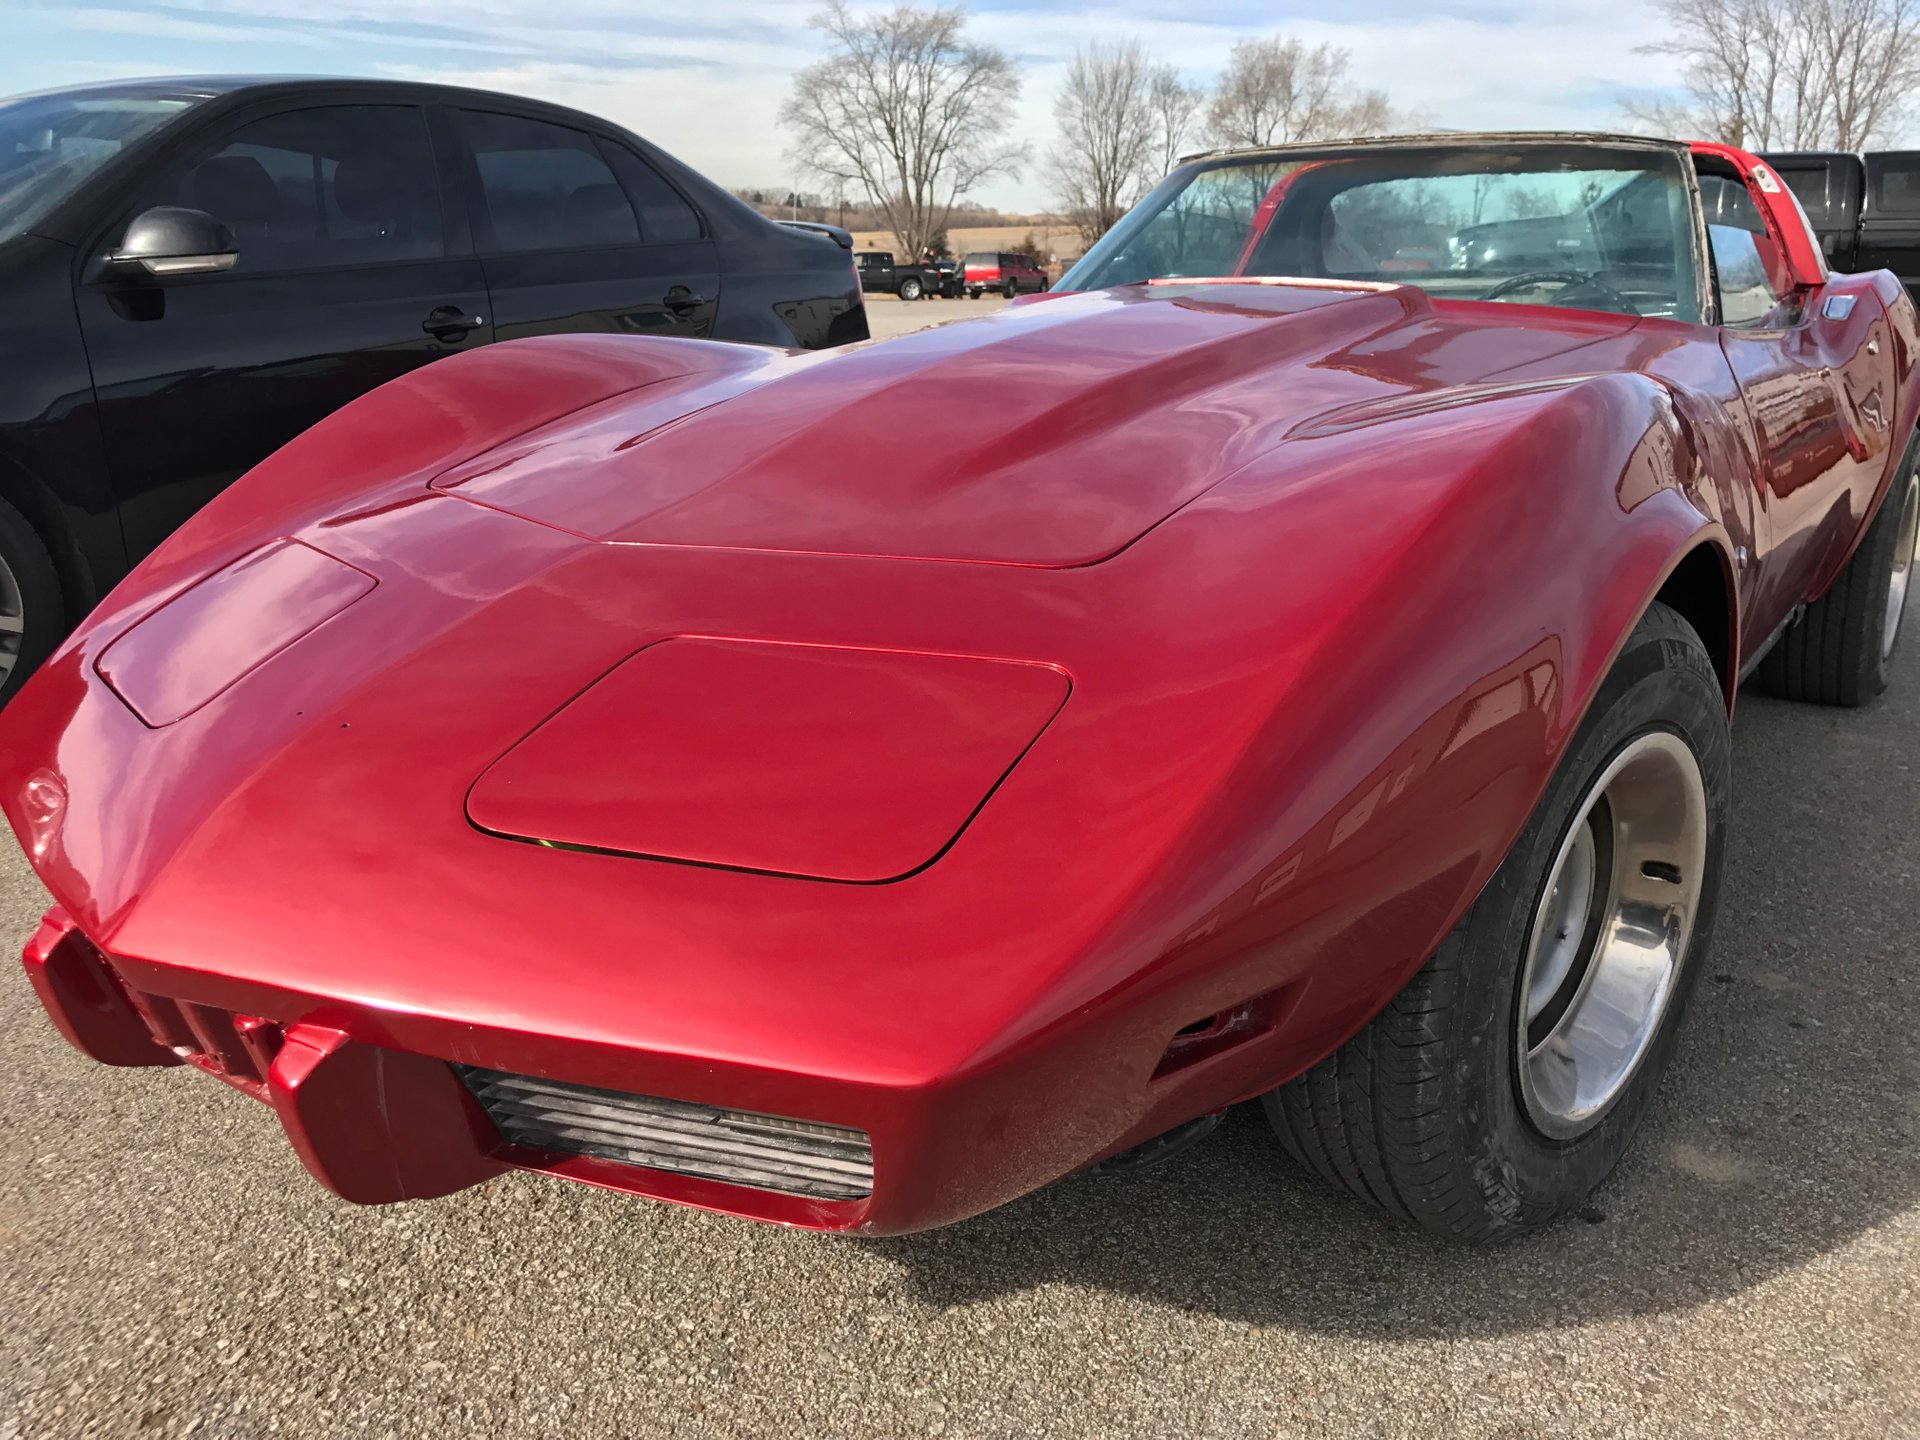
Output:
[[4, 134, 1916, 1242]]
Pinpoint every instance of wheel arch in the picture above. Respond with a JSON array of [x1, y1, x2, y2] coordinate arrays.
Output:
[[1647, 539, 1739, 710], [0, 450, 99, 627]]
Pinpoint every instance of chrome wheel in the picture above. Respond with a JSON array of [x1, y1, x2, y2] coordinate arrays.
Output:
[[1517, 730, 1708, 1140], [1883, 474, 1919, 662], [0, 548, 23, 691]]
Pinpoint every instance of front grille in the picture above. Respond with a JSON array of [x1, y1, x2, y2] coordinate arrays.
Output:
[[459, 1068, 873, 1201]]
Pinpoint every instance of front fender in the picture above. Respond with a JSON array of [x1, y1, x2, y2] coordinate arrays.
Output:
[[1027, 372, 1738, 1143]]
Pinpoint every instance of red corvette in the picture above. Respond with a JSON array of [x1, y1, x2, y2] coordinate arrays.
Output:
[[4, 135, 1917, 1242]]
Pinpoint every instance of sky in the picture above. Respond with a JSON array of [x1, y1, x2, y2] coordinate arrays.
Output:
[[0, 0, 1700, 212]]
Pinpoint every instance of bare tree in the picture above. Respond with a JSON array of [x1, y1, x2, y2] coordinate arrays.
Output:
[[1049, 40, 1159, 246], [1148, 65, 1203, 178], [1625, 0, 1920, 149], [1206, 37, 1397, 147], [781, 2, 1020, 260]]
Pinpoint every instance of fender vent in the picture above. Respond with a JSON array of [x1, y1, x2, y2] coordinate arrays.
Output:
[[458, 1068, 872, 1201]]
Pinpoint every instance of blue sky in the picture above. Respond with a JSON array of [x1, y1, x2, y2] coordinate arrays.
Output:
[[1, 0, 1695, 209]]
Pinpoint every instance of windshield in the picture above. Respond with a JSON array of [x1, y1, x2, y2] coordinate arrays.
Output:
[[1062, 143, 1702, 322], [0, 90, 199, 244]]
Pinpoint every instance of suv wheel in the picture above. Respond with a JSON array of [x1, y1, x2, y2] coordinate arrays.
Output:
[[1003, 279, 1017, 299], [0, 496, 62, 706], [898, 276, 923, 302]]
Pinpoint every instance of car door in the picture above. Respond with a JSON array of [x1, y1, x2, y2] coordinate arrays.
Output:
[[1703, 169, 1898, 638], [75, 101, 491, 561], [454, 108, 721, 341]]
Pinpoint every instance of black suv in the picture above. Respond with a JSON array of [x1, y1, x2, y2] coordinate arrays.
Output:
[[0, 76, 869, 702]]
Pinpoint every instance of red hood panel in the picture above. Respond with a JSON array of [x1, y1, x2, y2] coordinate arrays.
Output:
[[433, 283, 1573, 567], [466, 639, 1070, 882]]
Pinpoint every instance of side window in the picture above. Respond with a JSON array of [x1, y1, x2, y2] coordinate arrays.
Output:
[[598, 141, 702, 243], [1700, 172, 1792, 327], [462, 111, 639, 253], [1871, 155, 1920, 217], [143, 105, 442, 272]]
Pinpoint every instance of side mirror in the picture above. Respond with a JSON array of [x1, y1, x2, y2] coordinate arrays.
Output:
[[108, 207, 237, 277]]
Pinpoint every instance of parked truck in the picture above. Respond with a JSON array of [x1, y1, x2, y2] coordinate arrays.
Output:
[[1762, 151, 1920, 300]]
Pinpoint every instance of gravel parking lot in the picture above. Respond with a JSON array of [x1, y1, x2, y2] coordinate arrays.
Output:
[[1, 294, 1916, 1439]]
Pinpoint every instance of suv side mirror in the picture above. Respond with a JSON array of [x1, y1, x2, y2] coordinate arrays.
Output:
[[108, 207, 238, 276]]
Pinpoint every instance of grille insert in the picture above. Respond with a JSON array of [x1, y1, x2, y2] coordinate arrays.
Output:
[[459, 1068, 872, 1201]]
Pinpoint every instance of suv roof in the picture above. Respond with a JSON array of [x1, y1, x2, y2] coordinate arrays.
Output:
[[1176, 131, 1694, 167]]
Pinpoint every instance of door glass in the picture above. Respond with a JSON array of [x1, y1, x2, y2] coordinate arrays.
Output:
[[139, 105, 442, 272], [463, 111, 640, 252], [599, 141, 701, 243], [1701, 174, 1792, 326], [1871, 156, 1920, 217]]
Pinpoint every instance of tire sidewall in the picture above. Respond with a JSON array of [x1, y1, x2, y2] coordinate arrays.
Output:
[[1869, 466, 1920, 693], [1446, 612, 1731, 1220], [0, 498, 63, 707]]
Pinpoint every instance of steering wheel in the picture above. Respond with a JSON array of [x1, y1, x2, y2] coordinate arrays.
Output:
[[1481, 270, 1640, 316]]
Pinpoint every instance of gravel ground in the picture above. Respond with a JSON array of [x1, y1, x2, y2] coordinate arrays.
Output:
[[0, 295, 1915, 1438]]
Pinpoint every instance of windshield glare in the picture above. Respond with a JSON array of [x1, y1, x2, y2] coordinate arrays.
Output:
[[1062, 145, 1701, 322], [0, 91, 196, 244]]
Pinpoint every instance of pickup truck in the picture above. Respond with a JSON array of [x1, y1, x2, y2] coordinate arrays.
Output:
[[1762, 151, 1920, 301], [855, 250, 941, 301]]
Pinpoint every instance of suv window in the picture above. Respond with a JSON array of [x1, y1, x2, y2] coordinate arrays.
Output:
[[463, 111, 639, 252], [141, 105, 443, 272], [1871, 155, 1920, 217]]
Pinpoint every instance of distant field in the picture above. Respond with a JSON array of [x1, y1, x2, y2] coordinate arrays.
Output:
[[849, 223, 1084, 265]]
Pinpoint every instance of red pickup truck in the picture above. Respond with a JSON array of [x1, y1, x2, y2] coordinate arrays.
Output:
[[964, 251, 1048, 299]]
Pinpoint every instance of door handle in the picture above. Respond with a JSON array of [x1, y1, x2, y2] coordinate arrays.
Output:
[[422, 305, 482, 340], [662, 287, 710, 312]]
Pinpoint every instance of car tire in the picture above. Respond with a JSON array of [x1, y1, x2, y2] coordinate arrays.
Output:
[[0, 495, 63, 707], [899, 277, 923, 302], [1262, 601, 1730, 1243], [1003, 280, 1017, 299], [1756, 447, 1919, 707], [967, 287, 980, 300]]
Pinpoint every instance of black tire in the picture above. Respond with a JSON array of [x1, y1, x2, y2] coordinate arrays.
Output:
[[898, 277, 923, 302], [1002, 280, 1017, 299], [1757, 446, 1919, 706], [968, 287, 981, 300], [1262, 602, 1731, 1243], [0, 495, 63, 707]]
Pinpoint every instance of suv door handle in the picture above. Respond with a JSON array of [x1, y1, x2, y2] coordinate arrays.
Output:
[[662, 287, 710, 311], [422, 305, 481, 340]]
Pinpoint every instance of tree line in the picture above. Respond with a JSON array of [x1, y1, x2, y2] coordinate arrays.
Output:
[[781, 0, 1920, 265]]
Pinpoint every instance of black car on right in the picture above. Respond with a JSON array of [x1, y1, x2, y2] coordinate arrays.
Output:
[[1762, 149, 1920, 302]]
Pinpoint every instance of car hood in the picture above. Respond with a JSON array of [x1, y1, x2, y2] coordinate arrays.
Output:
[[429, 281, 1635, 568]]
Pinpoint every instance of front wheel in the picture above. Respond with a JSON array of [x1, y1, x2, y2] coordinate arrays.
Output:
[[1758, 447, 1919, 705], [898, 277, 923, 302], [1263, 601, 1730, 1242], [0, 495, 63, 707]]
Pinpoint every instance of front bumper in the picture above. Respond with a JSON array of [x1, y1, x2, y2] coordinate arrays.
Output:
[[20, 903, 1315, 1232]]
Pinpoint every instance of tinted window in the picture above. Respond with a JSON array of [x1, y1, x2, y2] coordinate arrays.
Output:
[[964, 252, 992, 264], [1872, 155, 1920, 216], [1775, 166, 1836, 225], [144, 105, 442, 272], [464, 111, 639, 252], [599, 140, 701, 242]]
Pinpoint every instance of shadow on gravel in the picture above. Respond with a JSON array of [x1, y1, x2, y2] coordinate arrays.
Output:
[[872, 683, 1920, 1338]]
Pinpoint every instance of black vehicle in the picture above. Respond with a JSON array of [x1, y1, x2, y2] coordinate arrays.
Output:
[[857, 248, 960, 299], [0, 76, 869, 703], [1763, 150, 1920, 301]]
